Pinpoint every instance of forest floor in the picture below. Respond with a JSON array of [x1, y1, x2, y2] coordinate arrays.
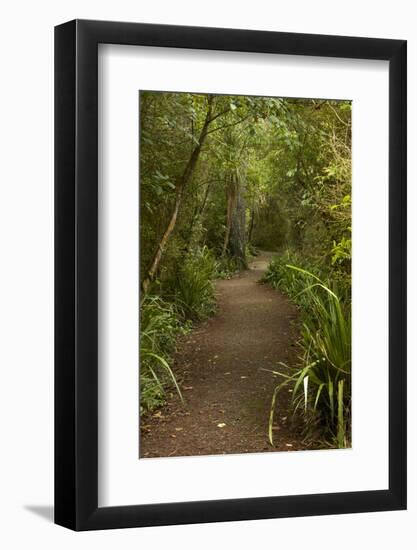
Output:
[[140, 252, 306, 458]]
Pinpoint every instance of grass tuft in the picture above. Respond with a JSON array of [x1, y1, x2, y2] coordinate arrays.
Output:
[[263, 256, 351, 448]]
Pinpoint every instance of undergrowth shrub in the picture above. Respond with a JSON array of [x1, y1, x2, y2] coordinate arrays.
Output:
[[140, 295, 189, 414], [174, 246, 216, 320], [263, 254, 351, 448], [140, 247, 218, 414], [214, 256, 241, 279]]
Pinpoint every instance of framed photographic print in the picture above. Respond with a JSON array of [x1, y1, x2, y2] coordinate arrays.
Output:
[[55, 20, 407, 530]]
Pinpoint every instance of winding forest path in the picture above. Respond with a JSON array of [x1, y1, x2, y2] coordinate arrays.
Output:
[[140, 252, 304, 458]]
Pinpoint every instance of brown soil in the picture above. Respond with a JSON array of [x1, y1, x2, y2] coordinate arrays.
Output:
[[140, 252, 305, 458]]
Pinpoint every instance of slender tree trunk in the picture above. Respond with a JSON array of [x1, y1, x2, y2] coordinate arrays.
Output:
[[229, 176, 247, 269], [222, 171, 247, 269], [141, 96, 214, 295], [187, 179, 213, 246], [199, 180, 212, 218], [222, 174, 237, 257], [248, 208, 255, 244]]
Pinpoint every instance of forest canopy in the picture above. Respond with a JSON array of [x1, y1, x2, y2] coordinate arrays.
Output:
[[140, 92, 351, 287]]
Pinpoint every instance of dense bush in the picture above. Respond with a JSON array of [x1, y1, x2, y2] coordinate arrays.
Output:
[[140, 296, 189, 414], [214, 255, 242, 279], [140, 247, 217, 413], [174, 246, 216, 320], [263, 254, 351, 448]]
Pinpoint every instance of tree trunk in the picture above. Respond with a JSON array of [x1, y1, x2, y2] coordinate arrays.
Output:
[[141, 96, 214, 295], [222, 174, 237, 257], [222, 171, 247, 269], [187, 179, 213, 247], [248, 208, 255, 244], [229, 175, 247, 269]]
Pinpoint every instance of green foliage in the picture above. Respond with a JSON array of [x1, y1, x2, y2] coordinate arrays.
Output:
[[214, 256, 242, 279], [140, 247, 217, 413], [140, 296, 189, 414], [140, 247, 217, 414], [263, 259, 351, 447], [174, 246, 216, 320], [331, 235, 351, 266]]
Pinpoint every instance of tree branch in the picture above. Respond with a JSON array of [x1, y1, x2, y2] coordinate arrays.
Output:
[[206, 115, 251, 135], [208, 107, 231, 123]]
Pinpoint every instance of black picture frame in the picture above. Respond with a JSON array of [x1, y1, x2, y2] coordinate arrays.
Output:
[[55, 19, 407, 531]]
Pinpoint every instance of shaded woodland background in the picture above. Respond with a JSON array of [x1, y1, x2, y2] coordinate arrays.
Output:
[[140, 92, 351, 449]]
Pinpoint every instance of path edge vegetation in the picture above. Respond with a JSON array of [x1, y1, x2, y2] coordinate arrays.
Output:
[[262, 261, 351, 449]]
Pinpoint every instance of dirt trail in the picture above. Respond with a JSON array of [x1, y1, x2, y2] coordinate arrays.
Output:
[[140, 252, 304, 458]]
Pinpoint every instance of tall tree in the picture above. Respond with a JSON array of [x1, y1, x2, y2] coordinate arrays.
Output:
[[229, 174, 247, 268], [141, 95, 215, 295]]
